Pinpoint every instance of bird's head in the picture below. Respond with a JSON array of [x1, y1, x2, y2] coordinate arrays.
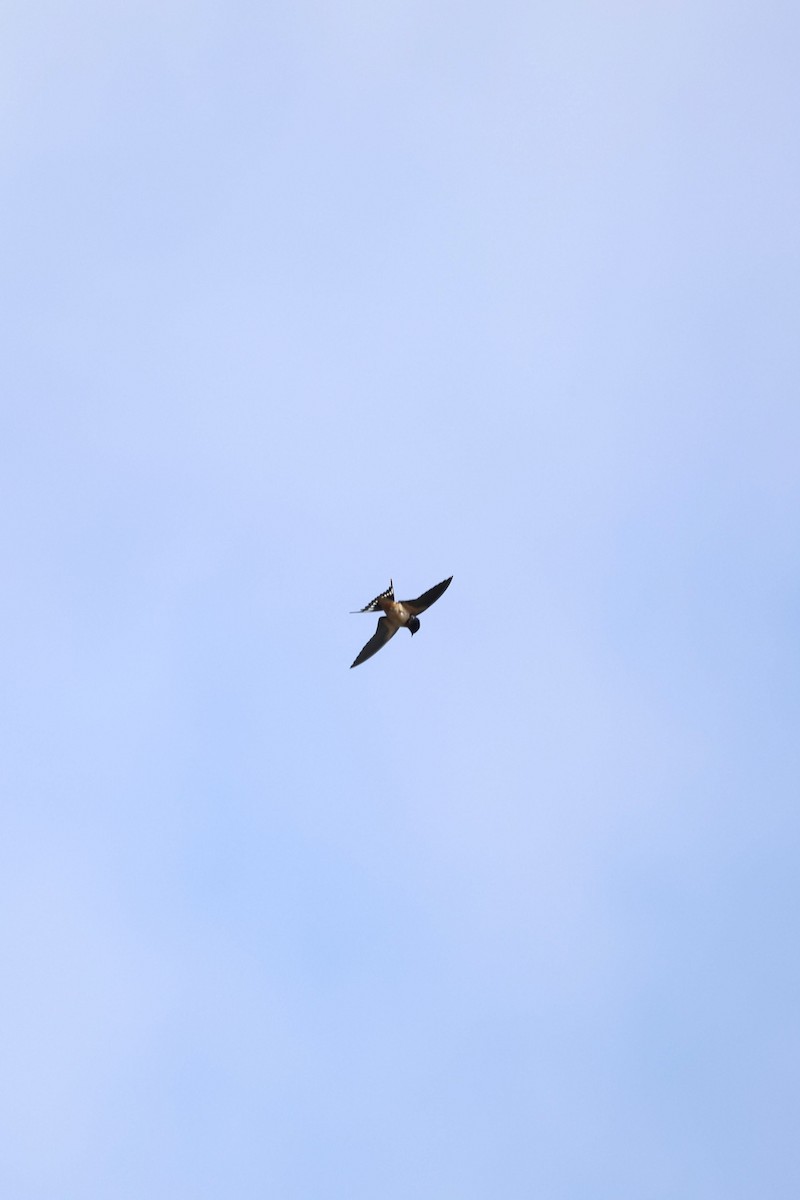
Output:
[[407, 616, 420, 635]]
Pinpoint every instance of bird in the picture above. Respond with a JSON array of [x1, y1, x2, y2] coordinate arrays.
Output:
[[349, 576, 453, 668]]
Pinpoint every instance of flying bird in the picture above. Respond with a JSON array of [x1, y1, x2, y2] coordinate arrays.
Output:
[[350, 576, 453, 668]]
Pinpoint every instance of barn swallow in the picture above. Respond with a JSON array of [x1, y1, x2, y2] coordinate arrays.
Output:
[[350, 576, 453, 668]]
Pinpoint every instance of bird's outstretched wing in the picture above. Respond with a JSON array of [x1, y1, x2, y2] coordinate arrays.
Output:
[[350, 616, 397, 668], [402, 575, 453, 615], [351, 580, 394, 614]]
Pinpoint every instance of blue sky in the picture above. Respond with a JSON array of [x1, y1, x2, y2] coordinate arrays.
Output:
[[2, 2, 799, 1196]]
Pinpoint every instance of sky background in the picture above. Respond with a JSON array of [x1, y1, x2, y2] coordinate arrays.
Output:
[[2, 2, 799, 1197]]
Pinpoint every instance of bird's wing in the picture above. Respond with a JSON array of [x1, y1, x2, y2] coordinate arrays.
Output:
[[350, 616, 398, 668], [402, 575, 453, 615], [351, 580, 394, 613]]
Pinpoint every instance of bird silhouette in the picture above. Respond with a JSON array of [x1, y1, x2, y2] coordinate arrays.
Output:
[[350, 576, 453, 668]]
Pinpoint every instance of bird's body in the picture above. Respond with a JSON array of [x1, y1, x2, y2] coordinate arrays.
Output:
[[350, 576, 453, 668]]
